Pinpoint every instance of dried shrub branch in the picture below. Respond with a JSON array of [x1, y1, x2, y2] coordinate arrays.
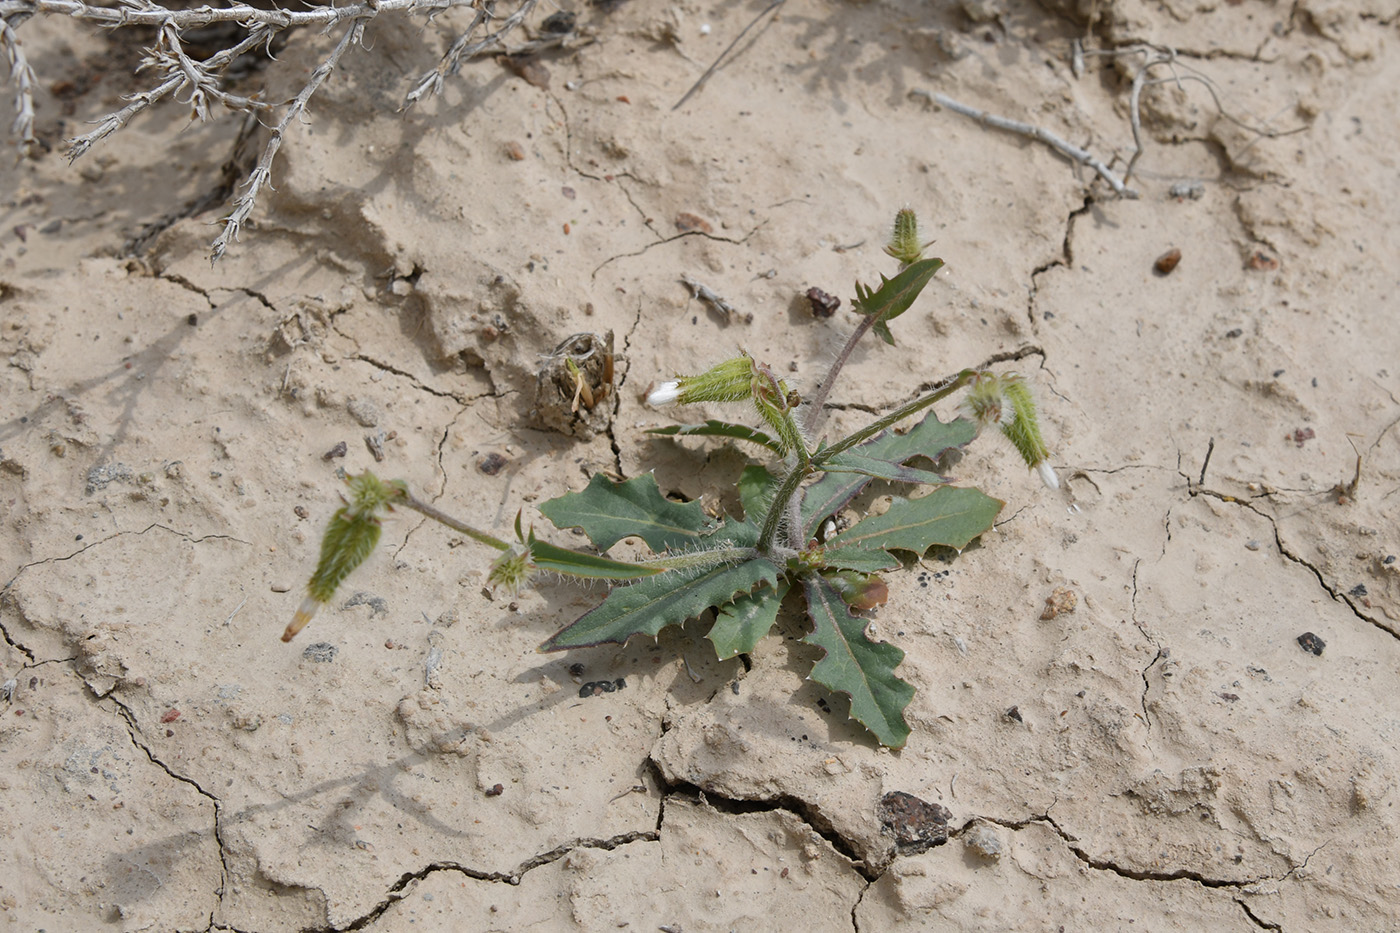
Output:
[[0, 0, 551, 261]]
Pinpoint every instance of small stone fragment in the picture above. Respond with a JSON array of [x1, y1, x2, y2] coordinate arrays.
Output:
[[485, 783, 505, 797], [1039, 586, 1077, 620], [478, 452, 508, 475], [303, 642, 339, 663], [675, 212, 713, 234], [1154, 248, 1182, 276], [1247, 251, 1279, 271], [963, 821, 1003, 860], [805, 287, 841, 318], [347, 397, 381, 428], [505, 141, 526, 161], [879, 791, 952, 853], [1296, 632, 1325, 656]]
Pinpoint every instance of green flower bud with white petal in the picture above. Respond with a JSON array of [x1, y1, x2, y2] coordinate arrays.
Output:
[[647, 355, 755, 407]]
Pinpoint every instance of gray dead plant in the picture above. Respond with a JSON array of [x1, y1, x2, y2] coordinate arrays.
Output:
[[0, 0, 582, 261]]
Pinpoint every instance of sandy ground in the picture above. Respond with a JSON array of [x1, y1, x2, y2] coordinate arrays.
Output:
[[2, 0, 1400, 929]]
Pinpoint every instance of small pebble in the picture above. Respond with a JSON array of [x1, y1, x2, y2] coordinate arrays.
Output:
[[963, 822, 1003, 860], [1296, 632, 1325, 657], [1154, 248, 1182, 276], [1245, 540, 1261, 551], [302, 642, 339, 663]]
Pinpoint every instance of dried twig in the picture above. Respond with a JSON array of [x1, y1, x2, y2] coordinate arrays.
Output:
[[211, 19, 364, 262], [672, 0, 784, 111], [1082, 44, 1310, 184], [921, 91, 1138, 199], [681, 273, 750, 324], [0, 15, 36, 152], [2, 0, 541, 260]]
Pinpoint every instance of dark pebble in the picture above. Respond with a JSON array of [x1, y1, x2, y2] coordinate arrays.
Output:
[[1153, 248, 1182, 276], [478, 452, 508, 475], [187, 313, 198, 326], [485, 783, 505, 797], [1296, 632, 1325, 657], [1349, 584, 1368, 597], [1225, 328, 1243, 338], [1004, 706, 1022, 723], [879, 791, 952, 852], [322, 441, 348, 461]]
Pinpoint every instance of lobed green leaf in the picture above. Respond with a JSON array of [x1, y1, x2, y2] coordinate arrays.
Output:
[[802, 413, 977, 540], [539, 473, 717, 553], [802, 575, 915, 749], [825, 486, 1003, 565], [708, 581, 788, 660], [540, 556, 780, 651]]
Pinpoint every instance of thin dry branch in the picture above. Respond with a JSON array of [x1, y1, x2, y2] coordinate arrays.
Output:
[[1083, 44, 1310, 184], [2, 0, 540, 260], [210, 19, 364, 263], [1, 15, 36, 152], [924, 91, 1139, 199]]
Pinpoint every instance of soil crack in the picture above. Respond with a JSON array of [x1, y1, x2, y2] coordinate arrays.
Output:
[[106, 692, 231, 911], [334, 830, 660, 930]]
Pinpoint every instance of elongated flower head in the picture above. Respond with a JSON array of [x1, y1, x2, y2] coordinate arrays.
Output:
[[960, 372, 1058, 490], [284, 472, 405, 641], [884, 207, 935, 267], [648, 355, 755, 407]]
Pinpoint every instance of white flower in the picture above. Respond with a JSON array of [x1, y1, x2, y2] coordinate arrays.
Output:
[[1037, 461, 1060, 491], [647, 380, 681, 407]]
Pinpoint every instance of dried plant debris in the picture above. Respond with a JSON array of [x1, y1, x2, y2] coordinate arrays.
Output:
[[529, 331, 617, 438]]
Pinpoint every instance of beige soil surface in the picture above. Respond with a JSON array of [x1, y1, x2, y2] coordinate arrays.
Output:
[[3, 0, 1400, 929]]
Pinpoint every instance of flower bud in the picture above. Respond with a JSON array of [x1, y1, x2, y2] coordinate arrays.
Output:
[[649, 356, 755, 407], [883, 207, 933, 267], [285, 472, 405, 641], [487, 543, 537, 596], [959, 372, 1057, 489]]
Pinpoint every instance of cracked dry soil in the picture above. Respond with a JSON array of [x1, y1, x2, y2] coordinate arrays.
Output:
[[3, 0, 1400, 929]]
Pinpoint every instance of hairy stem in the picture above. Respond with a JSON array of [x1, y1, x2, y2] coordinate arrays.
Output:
[[400, 491, 512, 551], [757, 461, 810, 552], [642, 546, 758, 571], [816, 369, 977, 463], [802, 313, 876, 435]]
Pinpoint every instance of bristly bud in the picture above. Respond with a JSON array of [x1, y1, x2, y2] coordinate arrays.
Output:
[[651, 355, 755, 406], [959, 372, 1014, 429], [884, 208, 932, 267], [487, 543, 537, 596], [750, 361, 807, 456], [959, 372, 1057, 489], [284, 472, 405, 641]]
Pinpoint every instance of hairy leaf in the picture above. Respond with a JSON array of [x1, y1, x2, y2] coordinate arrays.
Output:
[[802, 413, 977, 539], [738, 465, 777, 524], [709, 581, 788, 660], [540, 557, 780, 651], [852, 257, 944, 346], [826, 486, 1003, 564], [527, 539, 664, 581], [647, 420, 782, 455], [820, 545, 899, 573], [803, 575, 915, 748], [821, 452, 945, 486], [539, 473, 717, 553]]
